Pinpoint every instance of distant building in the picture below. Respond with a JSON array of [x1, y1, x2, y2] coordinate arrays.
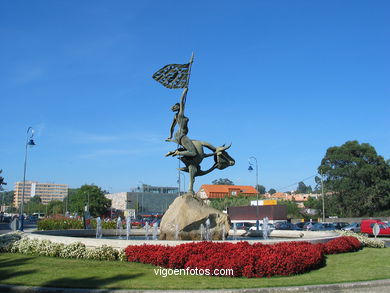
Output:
[[228, 205, 287, 223], [13, 181, 68, 207], [140, 184, 178, 195], [105, 184, 179, 215], [197, 184, 258, 200]]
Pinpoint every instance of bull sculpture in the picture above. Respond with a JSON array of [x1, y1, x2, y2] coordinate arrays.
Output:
[[166, 141, 235, 194]]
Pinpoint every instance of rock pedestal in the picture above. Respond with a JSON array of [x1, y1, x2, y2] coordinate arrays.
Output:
[[159, 193, 230, 240]]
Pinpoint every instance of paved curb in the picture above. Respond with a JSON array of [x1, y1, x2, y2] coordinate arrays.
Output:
[[1, 279, 390, 293]]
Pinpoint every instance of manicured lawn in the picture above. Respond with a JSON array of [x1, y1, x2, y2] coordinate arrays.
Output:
[[0, 248, 389, 289]]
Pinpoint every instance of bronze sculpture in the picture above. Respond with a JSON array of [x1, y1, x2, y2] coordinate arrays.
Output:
[[153, 54, 235, 194]]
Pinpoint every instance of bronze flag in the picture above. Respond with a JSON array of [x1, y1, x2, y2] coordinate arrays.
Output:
[[152, 63, 190, 89]]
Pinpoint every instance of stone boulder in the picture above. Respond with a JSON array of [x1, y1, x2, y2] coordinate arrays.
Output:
[[159, 193, 230, 240]]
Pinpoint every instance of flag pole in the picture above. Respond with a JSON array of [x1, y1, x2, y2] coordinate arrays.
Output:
[[178, 52, 194, 195], [186, 52, 195, 89]]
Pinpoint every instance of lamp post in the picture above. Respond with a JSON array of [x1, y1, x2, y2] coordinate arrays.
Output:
[[177, 172, 186, 195], [248, 156, 259, 231], [19, 127, 36, 231], [138, 181, 144, 215], [320, 173, 325, 222]]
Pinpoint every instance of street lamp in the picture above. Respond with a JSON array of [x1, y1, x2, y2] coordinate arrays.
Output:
[[138, 181, 144, 215], [177, 172, 186, 195], [20, 127, 36, 231], [248, 156, 259, 231], [320, 173, 325, 222]]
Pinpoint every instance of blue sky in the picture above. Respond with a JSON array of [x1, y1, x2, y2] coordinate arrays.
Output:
[[1, 1, 389, 193]]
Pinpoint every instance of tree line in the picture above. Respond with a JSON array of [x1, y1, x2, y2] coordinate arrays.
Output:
[[211, 140, 390, 217]]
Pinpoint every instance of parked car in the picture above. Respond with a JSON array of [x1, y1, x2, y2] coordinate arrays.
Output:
[[360, 219, 390, 236], [333, 222, 350, 230], [342, 222, 361, 233], [295, 222, 306, 229], [303, 221, 318, 230], [249, 223, 276, 231], [274, 222, 302, 230], [310, 222, 336, 231], [231, 222, 253, 231]]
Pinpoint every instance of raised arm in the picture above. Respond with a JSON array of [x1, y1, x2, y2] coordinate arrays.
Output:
[[178, 88, 188, 117]]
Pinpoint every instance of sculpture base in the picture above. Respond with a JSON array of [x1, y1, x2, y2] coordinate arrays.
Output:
[[159, 193, 230, 240]]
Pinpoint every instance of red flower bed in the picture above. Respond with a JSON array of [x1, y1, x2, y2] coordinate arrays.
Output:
[[319, 236, 362, 254], [125, 236, 361, 278], [126, 241, 325, 277]]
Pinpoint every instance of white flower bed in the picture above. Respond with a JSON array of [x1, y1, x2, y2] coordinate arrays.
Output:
[[0, 232, 24, 252], [337, 230, 385, 248], [4, 234, 125, 261]]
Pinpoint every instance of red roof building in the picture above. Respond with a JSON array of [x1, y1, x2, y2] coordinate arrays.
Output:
[[197, 184, 259, 200]]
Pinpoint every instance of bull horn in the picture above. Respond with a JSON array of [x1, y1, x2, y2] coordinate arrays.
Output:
[[218, 143, 232, 152]]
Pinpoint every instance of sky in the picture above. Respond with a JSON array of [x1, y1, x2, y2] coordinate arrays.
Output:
[[1, 1, 389, 194]]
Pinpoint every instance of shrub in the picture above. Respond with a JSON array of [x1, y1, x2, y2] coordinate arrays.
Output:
[[0, 232, 23, 252], [337, 230, 386, 248], [9, 237, 125, 261], [59, 242, 86, 259], [37, 217, 83, 230], [125, 237, 364, 278], [319, 236, 362, 254], [84, 245, 120, 261], [125, 241, 326, 278]]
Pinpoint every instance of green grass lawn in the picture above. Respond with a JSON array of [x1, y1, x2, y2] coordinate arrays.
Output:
[[1, 248, 389, 289]]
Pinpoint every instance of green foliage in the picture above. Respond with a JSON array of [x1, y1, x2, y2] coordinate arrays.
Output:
[[278, 200, 302, 219], [30, 196, 42, 204], [211, 178, 234, 185], [268, 188, 277, 195], [47, 200, 65, 215], [304, 195, 340, 218], [24, 197, 45, 215], [68, 184, 111, 217], [0, 169, 6, 191], [296, 181, 313, 194], [9, 238, 124, 261], [0, 191, 14, 206], [37, 217, 83, 230], [209, 195, 255, 211], [319, 141, 390, 217], [0, 232, 23, 252], [337, 230, 385, 248], [37, 217, 119, 230], [255, 184, 266, 194]]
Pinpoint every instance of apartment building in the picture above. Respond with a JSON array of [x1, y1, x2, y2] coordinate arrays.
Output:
[[13, 181, 68, 207]]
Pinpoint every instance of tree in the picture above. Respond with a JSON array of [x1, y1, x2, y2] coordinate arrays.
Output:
[[268, 188, 277, 195], [0, 170, 6, 191], [212, 178, 234, 185], [255, 184, 266, 194], [209, 195, 253, 211], [318, 140, 390, 217], [30, 196, 42, 204], [278, 200, 302, 219], [296, 181, 313, 194], [47, 200, 65, 215], [0, 191, 14, 205], [68, 184, 111, 216], [304, 195, 340, 218], [296, 181, 307, 193]]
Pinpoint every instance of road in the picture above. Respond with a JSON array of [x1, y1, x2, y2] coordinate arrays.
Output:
[[0, 222, 37, 235]]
